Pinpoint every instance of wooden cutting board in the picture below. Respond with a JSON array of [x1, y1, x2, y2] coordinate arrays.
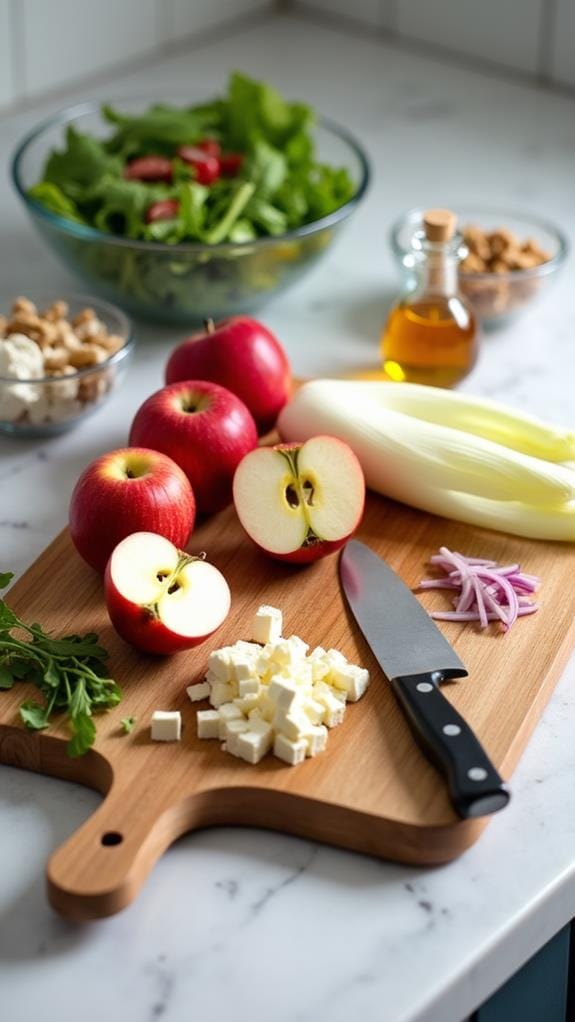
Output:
[[1, 495, 574, 921]]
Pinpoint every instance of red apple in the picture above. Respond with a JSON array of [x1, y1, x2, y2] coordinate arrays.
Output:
[[233, 436, 365, 563], [129, 380, 258, 513], [165, 316, 291, 435], [105, 532, 231, 654], [69, 447, 196, 573]]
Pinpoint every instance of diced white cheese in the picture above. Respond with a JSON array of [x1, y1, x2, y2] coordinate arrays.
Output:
[[313, 688, 346, 727], [209, 681, 236, 708], [186, 681, 211, 703], [303, 696, 326, 725], [306, 724, 328, 757], [330, 663, 370, 702], [151, 710, 181, 742], [197, 709, 220, 739], [255, 650, 272, 676], [238, 676, 259, 696], [268, 675, 298, 710], [256, 690, 276, 722], [310, 657, 330, 682], [233, 640, 262, 657], [274, 733, 307, 766], [232, 654, 257, 682], [248, 706, 263, 722], [272, 706, 312, 742], [224, 718, 250, 750], [287, 635, 309, 658], [234, 693, 260, 714], [207, 647, 233, 682], [270, 637, 305, 669], [231, 725, 273, 764], [292, 661, 313, 688], [251, 604, 283, 645], [218, 702, 243, 740], [308, 646, 327, 661], [325, 648, 347, 666]]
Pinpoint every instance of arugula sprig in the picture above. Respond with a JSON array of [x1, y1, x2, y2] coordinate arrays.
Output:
[[0, 572, 121, 757]]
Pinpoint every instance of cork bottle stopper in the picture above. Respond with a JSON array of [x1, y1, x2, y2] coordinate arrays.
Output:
[[423, 208, 457, 242]]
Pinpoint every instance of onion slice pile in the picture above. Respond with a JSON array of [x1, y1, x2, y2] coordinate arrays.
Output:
[[418, 546, 540, 632]]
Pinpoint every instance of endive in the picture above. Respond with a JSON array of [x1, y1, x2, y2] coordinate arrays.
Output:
[[277, 380, 575, 542]]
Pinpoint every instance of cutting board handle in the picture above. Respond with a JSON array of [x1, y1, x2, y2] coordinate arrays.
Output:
[[46, 778, 197, 920]]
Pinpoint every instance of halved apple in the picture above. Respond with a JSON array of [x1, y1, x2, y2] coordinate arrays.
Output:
[[104, 532, 231, 654], [233, 436, 365, 563]]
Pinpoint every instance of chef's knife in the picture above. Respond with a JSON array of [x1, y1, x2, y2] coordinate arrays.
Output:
[[339, 540, 510, 819]]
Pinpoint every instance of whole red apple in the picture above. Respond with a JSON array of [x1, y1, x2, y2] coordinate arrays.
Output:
[[233, 436, 365, 563], [105, 532, 231, 654], [69, 447, 196, 573], [165, 317, 291, 435], [129, 380, 258, 513]]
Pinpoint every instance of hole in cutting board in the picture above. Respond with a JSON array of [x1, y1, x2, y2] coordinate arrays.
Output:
[[101, 831, 123, 847]]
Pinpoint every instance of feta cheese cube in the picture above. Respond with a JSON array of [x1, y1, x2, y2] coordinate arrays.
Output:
[[234, 693, 259, 714], [255, 651, 272, 676], [233, 640, 262, 657], [232, 654, 257, 682], [308, 646, 327, 660], [272, 706, 312, 742], [306, 724, 328, 757], [232, 725, 273, 764], [314, 688, 346, 727], [268, 675, 298, 710], [186, 681, 211, 703], [270, 637, 305, 669], [151, 710, 181, 742], [218, 702, 243, 740], [326, 648, 347, 667], [256, 691, 276, 722], [309, 656, 330, 682], [208, 647, 233, 682], [210, 681, 236, 708], [197, 709, 220, 739], [303, 696, 326, 725], [248, 707, 263, 722], [224, 718, 250, 742], [287, 635, 309, 658], [238, 676, 259, 697], [330, 663, 370, 702], [251, 605, 283, 645], [293, 661, 313, 688], [274, 733, 307, 766]]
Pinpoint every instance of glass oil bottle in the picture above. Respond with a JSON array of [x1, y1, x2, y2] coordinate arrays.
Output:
[[380, 209, 479, 387]]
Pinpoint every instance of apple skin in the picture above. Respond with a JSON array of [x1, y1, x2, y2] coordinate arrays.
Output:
[[69, 447, 196, 573], [104, 567, 213, 655], [129, 380, 258, 513], [165, 316, 291, 435]]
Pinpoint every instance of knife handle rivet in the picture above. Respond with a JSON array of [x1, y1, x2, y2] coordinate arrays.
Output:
[[443, 724, 461, 736], [416, 682, 434, 693], [468, 767, 488, 782]]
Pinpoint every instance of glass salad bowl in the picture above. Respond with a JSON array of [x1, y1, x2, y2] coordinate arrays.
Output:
[[0, 292, 133, 437], [390, 206, 568, 328], [12, 99, 370, 325]]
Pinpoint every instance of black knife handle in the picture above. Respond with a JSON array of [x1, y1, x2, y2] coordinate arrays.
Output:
[[390, 672, 510, 819]]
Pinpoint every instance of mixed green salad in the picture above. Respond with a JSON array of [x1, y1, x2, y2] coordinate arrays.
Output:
[[28, 72, 356, 246]]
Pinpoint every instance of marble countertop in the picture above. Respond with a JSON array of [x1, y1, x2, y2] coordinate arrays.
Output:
[[2, 13, 575, 1022]]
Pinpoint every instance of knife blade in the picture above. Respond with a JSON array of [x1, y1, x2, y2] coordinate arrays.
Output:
[[339, 540, 510, 819]]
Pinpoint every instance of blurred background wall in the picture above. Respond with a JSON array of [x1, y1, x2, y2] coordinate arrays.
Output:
[[0, 0, 573, 112]]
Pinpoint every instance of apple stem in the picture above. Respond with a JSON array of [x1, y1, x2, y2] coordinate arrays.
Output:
[[203, 318, 216, 335]]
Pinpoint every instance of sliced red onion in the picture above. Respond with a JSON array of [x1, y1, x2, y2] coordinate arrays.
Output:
[[419, 547, 539, 633]]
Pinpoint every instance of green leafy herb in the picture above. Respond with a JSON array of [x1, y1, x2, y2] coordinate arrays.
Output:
[[0, 571, 121, 756], [121, 716, 136, 734], [28, 72, 355, 246]]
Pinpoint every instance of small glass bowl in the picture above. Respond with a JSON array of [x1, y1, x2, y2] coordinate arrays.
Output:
[[0, 292, 133, 436], [390, 206, 569, 328]]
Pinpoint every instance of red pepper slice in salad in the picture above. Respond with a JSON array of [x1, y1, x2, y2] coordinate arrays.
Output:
[[145, 198, 180, 224], [220, 152, 244, 177], [197, 138, 222, 159], [177, 146, 221, 185], [124, 155, 173, 183]]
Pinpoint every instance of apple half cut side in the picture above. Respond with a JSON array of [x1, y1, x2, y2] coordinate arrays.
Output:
[[233, 436, 366, 563], [105, 532, 231, 655]]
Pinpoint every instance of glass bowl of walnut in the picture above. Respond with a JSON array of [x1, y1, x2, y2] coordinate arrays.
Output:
[[390, 207, 569, 328], [0, 293, 133, 436]]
